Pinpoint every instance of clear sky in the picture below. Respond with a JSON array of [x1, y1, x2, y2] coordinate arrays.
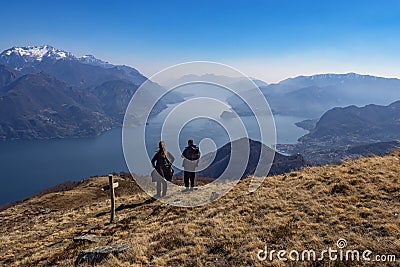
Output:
[[1, 0, 400, 83]]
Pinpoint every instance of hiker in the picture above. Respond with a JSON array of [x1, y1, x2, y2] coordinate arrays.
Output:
[[151, 141, 174, 197], [181, 139, 201, 192]]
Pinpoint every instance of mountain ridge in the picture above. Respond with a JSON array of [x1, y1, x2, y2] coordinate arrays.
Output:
[[300, 100, 400, 145], [228, 72, 400, 118], [0, 72, 114, 140], [0, 45, 183, 140], [0, 45, 148, 88], [278, 101, 400, 165], [1, 45, 112, 68], [197, 138, 306, 178]]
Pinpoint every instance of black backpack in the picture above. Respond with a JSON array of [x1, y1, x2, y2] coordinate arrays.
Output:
[[164, 156, 174, 179], [186, 146, 200, 161], [156, 156, 173, 181]]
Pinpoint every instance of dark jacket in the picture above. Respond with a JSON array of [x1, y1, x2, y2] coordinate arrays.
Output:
[[151, 151, 174, 180], [182, 145, 200, 172]]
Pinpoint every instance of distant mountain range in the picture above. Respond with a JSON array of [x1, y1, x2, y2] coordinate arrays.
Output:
[[0, 45, 181, 140], [279, 101, 400, 164], [164, 73, 268, 88], [2, 45, 400, 148], [197, 138, 306, 178], [164, 74, 268, 103], [228, 73, 400, 118], [169, 72, 399, 121]]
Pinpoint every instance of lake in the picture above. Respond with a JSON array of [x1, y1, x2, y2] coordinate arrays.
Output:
[[0, 114, 308, 205]]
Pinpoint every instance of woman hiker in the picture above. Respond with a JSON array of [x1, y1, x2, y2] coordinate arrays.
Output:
[[151, 141, 174, 197]]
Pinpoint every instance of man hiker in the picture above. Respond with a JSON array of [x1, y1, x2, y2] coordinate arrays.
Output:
[[181, 139, 200, 192]]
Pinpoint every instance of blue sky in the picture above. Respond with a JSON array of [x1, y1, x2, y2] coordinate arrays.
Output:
[[1, 0, 400, 82]]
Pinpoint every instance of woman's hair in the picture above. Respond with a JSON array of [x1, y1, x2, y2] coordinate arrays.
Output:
[[158, 141, 167, 157]]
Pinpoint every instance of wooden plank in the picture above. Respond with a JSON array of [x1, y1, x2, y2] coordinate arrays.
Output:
[[109, 174, 115, 223]]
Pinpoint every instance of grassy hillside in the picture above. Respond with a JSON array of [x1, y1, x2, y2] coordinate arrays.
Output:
[[0, 151, 399, 266]]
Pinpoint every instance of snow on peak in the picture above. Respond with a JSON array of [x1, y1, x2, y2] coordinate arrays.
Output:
[[78, 54, 113, 67], [307, 73, 378, 80], [1, 45, 75, 61], [0, 45, 115, 68], [81, 54, 96, 59]]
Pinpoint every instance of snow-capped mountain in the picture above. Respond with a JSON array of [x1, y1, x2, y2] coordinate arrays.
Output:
[[2, 45, 73, 60], [0, 45, 117, 70], [0, 45, 184, 140], [0, 45, 151, 87], [78, 54, 113, 68], [0, 45, 75, 69]]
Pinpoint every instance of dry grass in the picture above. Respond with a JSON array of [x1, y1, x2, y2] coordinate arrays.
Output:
[[0, 151, 399, 266]]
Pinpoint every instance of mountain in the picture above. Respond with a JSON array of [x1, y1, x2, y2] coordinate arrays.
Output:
[[0, 73, 114, 140], [0, 46, 147, 88], [164, 74, 267, 102], [0, 64, 18, 88], [0, 45, 183, 140], [299, 100, 400, 146], [279, 140, 400, 166], [165, 73, 267, 88], [294, 118, 318, 131], [197, 138, 306, 178], [347, 140, 400, 156], [0, 45, 75, 70], [278, 101, 400, 164], [250, 78, 268, 87], [228, 73, 400, 118], [78, 54, 114, 68], [1, 45, 115, 70], [90, 80, 167, 122], [1, 151, 399, 265]]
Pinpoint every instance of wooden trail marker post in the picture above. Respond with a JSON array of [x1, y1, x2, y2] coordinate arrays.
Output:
[[104, 174, 119, 223]]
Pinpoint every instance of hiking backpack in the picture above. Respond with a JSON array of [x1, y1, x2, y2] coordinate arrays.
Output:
[[186, 146, 200, 161]]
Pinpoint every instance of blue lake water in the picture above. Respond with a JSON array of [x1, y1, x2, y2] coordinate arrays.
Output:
[[0, 114, 308, 205]]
